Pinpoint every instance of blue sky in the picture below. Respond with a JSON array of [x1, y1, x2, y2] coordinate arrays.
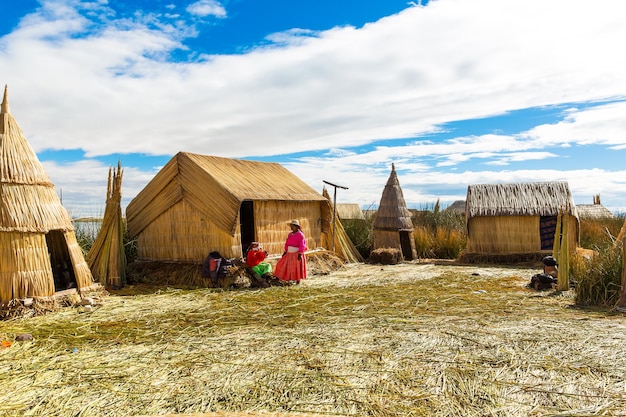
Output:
[[2, 0, 626, 217]]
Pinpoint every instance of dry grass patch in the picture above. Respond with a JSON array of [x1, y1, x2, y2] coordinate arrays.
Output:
[[1, 262, 626, 416]]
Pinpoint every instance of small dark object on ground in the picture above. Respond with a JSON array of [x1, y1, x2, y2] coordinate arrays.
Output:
[[528, 273, 558, 290]]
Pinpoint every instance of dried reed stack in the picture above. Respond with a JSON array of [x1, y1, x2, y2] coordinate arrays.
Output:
[[0, 85, 95, 306], [322, 187, 364, 263], [87, 161, 126, 288], [371, 163, 417, 260]]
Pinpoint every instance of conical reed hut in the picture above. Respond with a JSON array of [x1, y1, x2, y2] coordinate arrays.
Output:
[[371, 163, 417, 261], [126, 152, 335, 262], [0, 85, 96, 307], [464, 181, 579, 258], [87, 161, 126, 289]]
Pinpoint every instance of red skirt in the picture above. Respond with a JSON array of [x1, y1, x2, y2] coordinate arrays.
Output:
[[274, 252, 307, 282]]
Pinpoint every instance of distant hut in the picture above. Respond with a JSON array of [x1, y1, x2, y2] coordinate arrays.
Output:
[[576, 194, 615, 220], [371, 163, 417, 261], [126, 152, 334, 261], [0, 85, 96, 306], [336, 203, 366, 232], [336, 203, 365, 221], [445, 200, 466, 216], [464, 181, 579, 257]]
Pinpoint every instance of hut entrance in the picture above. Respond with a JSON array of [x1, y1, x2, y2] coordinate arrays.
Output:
[[540, 216, 558, 250], [399, 231, 414, 261], [45, 230, 77, 291], [239, 200, 255, 254]]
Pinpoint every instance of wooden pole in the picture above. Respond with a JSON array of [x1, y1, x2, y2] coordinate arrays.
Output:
[[322, 180, 348, 253]]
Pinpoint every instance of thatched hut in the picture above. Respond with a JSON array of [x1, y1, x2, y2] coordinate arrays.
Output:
[[464, 181, 579, 256], [576, 195, 615, 220], [126, 152, 335, 261], [371, 163, 417, 261], [0, 86, 96, 306], [445, 200, 466, 216], [336, 203, 365, 221]]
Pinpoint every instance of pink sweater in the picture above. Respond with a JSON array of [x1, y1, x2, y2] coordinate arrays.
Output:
[[284, 230, 307, 253]]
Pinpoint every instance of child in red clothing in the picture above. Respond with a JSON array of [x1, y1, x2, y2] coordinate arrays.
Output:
[[245, 242, 272, 286]]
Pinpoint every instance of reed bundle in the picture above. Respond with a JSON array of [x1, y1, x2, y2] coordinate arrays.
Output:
[[87, 162, 126, 288]]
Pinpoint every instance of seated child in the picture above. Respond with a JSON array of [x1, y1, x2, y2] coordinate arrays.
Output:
[[245, 242, 272, 286]]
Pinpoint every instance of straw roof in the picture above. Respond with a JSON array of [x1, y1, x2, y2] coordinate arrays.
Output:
[[576, 204, 615, 219], [372, 163, 413, 231], [127, 152, 327, 238], [0, 85, 74, 232], [466, 181, 578, 219], [335, 203, 365, 220], [444, 200, 466, 216]]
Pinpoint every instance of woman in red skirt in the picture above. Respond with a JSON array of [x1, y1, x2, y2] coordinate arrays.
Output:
[[274, 219, 307, 284]]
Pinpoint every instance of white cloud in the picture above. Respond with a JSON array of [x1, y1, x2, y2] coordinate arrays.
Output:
[[2, 0, 626, 215], [186, 0, 226, 18]]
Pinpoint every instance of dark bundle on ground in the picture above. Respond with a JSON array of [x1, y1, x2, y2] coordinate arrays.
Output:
[[125, 261, 253, 289], [368, 247, 402, 265], [527, 273, 558, 290], [124, 251, 347, 292]]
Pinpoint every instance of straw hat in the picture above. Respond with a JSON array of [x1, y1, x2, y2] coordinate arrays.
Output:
[[288, 219, 301, 228]]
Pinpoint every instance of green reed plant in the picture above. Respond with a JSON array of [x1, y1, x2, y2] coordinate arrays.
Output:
[[572, 215, 625, 307], [412, 200, 466, 259]]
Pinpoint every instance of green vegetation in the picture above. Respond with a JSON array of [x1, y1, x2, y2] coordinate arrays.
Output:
[[411, 200, 466, 259], [571, 215, 625, 307]]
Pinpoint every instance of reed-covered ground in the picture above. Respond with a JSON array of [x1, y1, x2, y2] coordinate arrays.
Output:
[[2, 262, 626, 417]]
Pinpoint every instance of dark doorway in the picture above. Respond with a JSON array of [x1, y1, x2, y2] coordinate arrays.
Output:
[[540, 215, 558, 250], [239, 200, 255, 255], [399, 231, 414, 261], [45, 230, 77, 291]]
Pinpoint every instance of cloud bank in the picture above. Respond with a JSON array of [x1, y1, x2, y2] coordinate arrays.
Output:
[[1, 0, 626, 215]]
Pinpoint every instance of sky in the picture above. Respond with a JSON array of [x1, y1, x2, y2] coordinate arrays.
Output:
[[1, 0, 626, 218]]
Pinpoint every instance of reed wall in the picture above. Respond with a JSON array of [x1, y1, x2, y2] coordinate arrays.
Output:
[[466, 215, 578, 254], [0, 232, 54, 302], [136, 199, 239, 261], [254, 200, 321, 255]]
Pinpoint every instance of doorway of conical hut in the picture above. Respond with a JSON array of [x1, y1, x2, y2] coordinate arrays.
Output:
[[45, 230, 77, 291], [239, 200, 255, 256], [399, 230, 414, 261]]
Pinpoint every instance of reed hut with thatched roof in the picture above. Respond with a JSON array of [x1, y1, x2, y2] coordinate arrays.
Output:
[[371, 163, 417, 261], [445, 200, 466, 216], [0, 85, 96, 306], [464, 181, 579, 256], [336, 203, 365, 221], [576, 194, 615, 220], [126, 152, 336, 262]]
